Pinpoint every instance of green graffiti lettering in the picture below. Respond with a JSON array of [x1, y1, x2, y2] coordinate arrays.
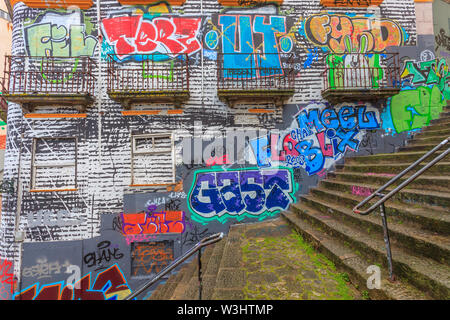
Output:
[[24, 11, 97, 57], [25, 23, 53, 56], [390, 85, 445, 133], [70, 25, 97, 57]]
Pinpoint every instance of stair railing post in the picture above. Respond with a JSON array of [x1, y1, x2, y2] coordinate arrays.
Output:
[[378, 199, 395, 282], [198, 248, 202, 300]]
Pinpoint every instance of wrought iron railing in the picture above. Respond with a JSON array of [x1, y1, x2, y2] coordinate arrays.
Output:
[[107, 54, 190, 94], [1, 55, 97, 96], [322, 52, 401, 91], [353, 137, 450, 281], [217, 53, 295, 91], [124, 232, 224, 300]]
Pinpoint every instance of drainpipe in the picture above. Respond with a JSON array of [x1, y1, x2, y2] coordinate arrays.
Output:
[[201, 0, 204, 108], [95, 0, 102, 238], [3, 0, 13, 19]]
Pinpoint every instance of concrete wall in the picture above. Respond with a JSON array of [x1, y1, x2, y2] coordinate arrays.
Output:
[[0, 0, 447, 300], [433, 0, 450, 62]]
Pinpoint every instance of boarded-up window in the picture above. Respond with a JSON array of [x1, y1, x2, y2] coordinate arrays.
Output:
[[31, 137, 77, 191], [131, 240, 174, 277], [131, 133, 174, 185]]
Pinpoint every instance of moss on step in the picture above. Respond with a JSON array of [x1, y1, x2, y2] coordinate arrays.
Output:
[[241, 229, 359, 300]]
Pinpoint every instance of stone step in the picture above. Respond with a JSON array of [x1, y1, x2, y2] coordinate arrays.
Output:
[[318, 179, 450, 235], [429, 117, 450, 126], [414, 130, 450, 140], [211, 224, 246, 300], [299, 191, 450, 265], [398, 144, 439, 152], [200, 239, 227, 300], [281, 209, 431, 300], [151, 243, 217, 300], [416, 127, 450, 138], [437, 111, 450, 118], [328, 171, 449, 193], [176, 244, 217, 300], [148, 267, 185, 300], [320, 178, 450, 209], [408, 135, 450, 145], [336, 162, 450, 176], [345, 150, 449, 165], [179, 239, 227, 300], [148, 255, 197, 300], [283, 203, 450, 299], [424, 122, 450, 132]]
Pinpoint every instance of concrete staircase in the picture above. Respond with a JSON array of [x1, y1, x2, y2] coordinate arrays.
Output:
[[149, 224, 246, 300], [282, 106, 450, 300], [149, 106, 449, 300]]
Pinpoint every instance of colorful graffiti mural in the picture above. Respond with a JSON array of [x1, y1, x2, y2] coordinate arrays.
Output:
[[382, 57, 448, 134], [250, 103, 381, 175], [1, 0, 431, 301], [383, 85, 445, 134], [303, 13, 405, 53], [24, 10, 97, 57], [215, 14, 289, 78], [401, 58, 450, 100], [14, 264, 131, 300], [188, 167, 296, 224], [101, 14, 202, 62], [121, 207, 186, 235]]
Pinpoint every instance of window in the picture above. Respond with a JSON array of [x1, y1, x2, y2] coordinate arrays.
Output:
[[131, 240, 174, 278], [131, 133, 175, 186], [31, 137, 77, 191]]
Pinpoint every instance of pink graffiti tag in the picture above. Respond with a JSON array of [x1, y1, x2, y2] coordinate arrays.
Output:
[[101, 15, 202, 60], [351, 185, 373, 197], [125, 234, 157, 245], [366, 172, 396, 177], [206, 154, 230, 166]]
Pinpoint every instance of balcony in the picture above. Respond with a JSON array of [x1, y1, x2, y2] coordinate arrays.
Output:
[[106, 54, 190, 109], [321, 52, 401, 103], [1, 56, 96, 112], [217, 53, 295, 107], [319, 0, 384, 7]]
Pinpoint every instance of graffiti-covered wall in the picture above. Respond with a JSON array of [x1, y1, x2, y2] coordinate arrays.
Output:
[[0, 0, 447, 300], [433, 0, 450, 63]]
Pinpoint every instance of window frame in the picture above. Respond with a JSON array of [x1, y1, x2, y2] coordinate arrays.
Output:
[[30, 136, 78, 192], [130, 133, 175, 186]]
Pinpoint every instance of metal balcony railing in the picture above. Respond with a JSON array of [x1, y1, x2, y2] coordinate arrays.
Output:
[[106, 54, 190, 108], [217, 52, 295, 93], [322, 52, 401, 102], [1, 55, 96, 98]]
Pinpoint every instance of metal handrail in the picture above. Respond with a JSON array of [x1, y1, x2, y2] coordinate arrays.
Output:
[[124, 232, 224, 300], [352, 136, 450, 281], [353, 136, 450, 215]]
